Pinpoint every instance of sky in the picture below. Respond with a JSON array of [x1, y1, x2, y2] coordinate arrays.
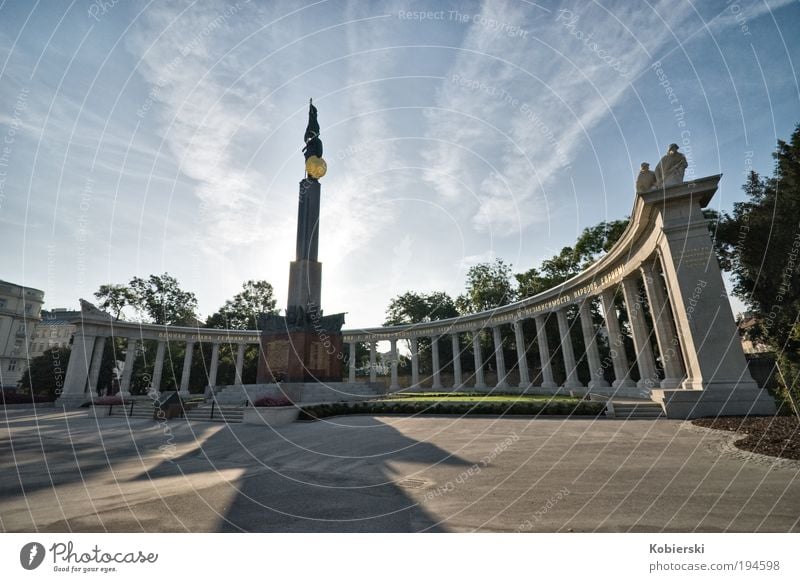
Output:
[[1, 0, 798, 329]]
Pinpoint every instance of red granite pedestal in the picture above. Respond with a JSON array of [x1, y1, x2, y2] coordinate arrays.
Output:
[[257, 329, 344, 383]]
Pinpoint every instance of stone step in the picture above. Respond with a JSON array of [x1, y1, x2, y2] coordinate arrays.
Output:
[[608, 402, 664, 419]]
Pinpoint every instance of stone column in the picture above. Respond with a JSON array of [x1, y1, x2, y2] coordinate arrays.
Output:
[[621, 277, 659, 392], [430, 336, 442, 389], [369, 341, 377, 383], [234, 343, 246, 385], [451, 333, 463, 390], [348, 342, 357, 383], [492, 325, 508, 389], [556, 309, 582, 389], [410, 337, 420, 389], [87, 336, 106, 397], [150, 341, 166, 393], [599, 289, 636, 389], [179, 341, 194, 396], [119, 338, 137, 397], [208, 343, 220, 390], [472, 330, 487, 389], [640, 259, 685, 389], [534, 315, 557, 389], [579, 300, 609, 389], [389, 339, 400, 391], [513, 320, 531, 389], [59, 331, 96, 404]]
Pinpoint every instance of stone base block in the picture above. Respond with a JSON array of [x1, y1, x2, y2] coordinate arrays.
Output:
[[242, 406, 300, 427], [651, 387, 777, 419]]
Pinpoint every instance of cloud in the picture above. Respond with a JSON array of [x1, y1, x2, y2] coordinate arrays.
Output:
[[126, 0, 284, 255], [423, 0, 699, 235]]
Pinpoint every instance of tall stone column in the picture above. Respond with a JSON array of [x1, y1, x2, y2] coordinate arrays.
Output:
[[59, 331, 96, 405], [389, 339, 400, 391], [208, 343, 220, 390], [599, 289, 636, 389], [430, 336, 442, 389], [643, 178, 773, 417], [621, 277, 659, 392], [119, 338, 138, 397], [641, 259, 685, 389], [234, 343, 246, 385], [451, 333, 463, 390], [348, 342, 357, 383], [578, 300, 609, 389], [87, 336, 106, 397], [369, 341, 377, 383], [534, 315, 557, 389], [179, 341, 194, 397], [492, 326, 508, 389], [556, 309, 582, 389], [513, 319, 531, 389], [150, 340, 166, 393], [472, 330, 487, 389], [410, 337, 420, 389]]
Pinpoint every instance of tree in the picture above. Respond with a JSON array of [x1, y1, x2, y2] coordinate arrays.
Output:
[[129, 273, 198, 326], [385, 291, 458, 326], [17, 347, 71, 398], [457, 259, 515, 314], [206, 280, 278, 330], [516, 219, 629, 300], [714, 124, 800, 407], [93, 284, 135, 319]]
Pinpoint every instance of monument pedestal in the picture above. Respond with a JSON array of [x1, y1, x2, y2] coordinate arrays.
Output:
[[257, 312, 345, 383]]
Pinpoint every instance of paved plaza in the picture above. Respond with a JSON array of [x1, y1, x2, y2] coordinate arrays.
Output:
[[1, 410, 798, 532]]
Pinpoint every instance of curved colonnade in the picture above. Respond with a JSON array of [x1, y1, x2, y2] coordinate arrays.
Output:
[[57, 176, 775, 418]]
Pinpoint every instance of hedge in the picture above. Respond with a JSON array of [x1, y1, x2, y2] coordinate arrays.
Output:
[[297, 399, 605, 421]]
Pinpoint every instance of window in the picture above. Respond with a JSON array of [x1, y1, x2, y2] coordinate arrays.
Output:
[[50, 329, 58, 338], [0, 298, 6, 309], [8, 360, 17, 372]]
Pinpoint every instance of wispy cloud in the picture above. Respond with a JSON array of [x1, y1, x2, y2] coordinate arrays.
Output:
[[423, 0, 699, 234]]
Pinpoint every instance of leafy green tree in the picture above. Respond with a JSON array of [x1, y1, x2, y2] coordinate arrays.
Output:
[[129, 273, 198, 326], [206, 280, 278, 330], [457, 259, 515, 314], [516, 219, 629, 299], [715, 124, 800, 407], [17, 347, 71, 398], [93, 284, 135, 319], [385, 291, 458, 325], [384, 291, 458, 374]]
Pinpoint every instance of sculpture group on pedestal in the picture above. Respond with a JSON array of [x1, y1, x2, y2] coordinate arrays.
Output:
[[636, 143, 689, 193]]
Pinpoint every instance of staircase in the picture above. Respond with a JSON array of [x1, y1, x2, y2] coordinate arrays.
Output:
[[107, 403, 155, 419], [606, 400, 665, 419]]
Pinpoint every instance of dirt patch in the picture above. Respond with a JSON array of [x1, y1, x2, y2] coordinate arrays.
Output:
[[692, 416, 800, 461]]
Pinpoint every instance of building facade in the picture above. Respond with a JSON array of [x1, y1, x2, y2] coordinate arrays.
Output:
[[30, 309, 80, 358], [0, 280, 44, 389]]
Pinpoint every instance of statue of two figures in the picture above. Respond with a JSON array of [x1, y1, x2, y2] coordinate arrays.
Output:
[[636, 143, 688, 193]]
